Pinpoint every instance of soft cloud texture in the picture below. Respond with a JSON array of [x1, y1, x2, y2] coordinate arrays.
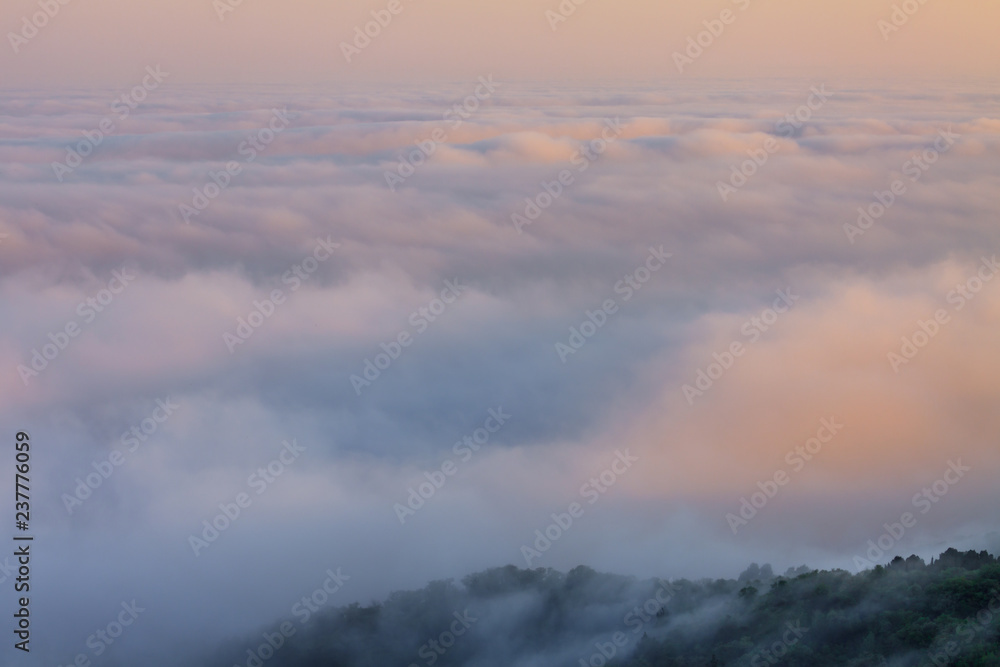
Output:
[[1, 81, 998, 665]]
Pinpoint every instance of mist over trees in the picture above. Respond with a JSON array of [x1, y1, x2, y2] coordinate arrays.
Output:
[[212, 549, 1000, 667]]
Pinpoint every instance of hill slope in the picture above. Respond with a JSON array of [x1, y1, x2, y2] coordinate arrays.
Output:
[[213, 549, 1000, 667]]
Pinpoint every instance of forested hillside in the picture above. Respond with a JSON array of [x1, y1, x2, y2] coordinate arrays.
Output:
[[214, 549, 1000, 667]]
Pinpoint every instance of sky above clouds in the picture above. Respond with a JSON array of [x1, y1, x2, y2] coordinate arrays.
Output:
[[0, 1, 998, 666], [0, 0, 999, 86]]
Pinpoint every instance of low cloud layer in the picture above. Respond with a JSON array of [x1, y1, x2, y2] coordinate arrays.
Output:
[[1, 81, 998, 666]]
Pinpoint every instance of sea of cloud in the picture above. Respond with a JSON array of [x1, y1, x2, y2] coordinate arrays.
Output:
[[0, 80, 998, 665]]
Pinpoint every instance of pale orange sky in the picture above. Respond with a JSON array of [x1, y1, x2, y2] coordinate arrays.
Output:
[[1, 0, 997, 86]]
